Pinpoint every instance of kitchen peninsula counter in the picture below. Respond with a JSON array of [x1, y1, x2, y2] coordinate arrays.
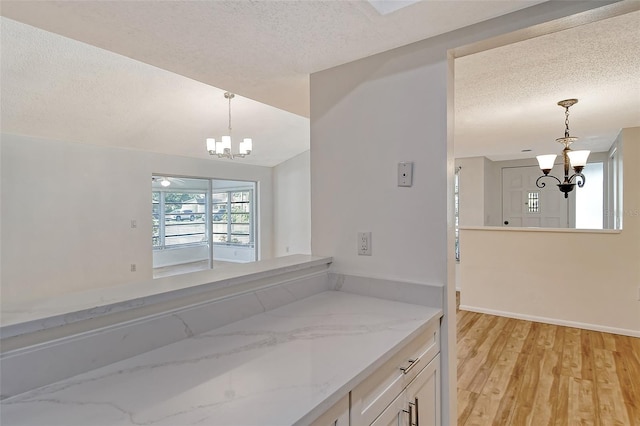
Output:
[[1, 290, 442, 425]]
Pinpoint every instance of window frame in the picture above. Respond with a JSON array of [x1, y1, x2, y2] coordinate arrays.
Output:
[[211, 188, 256, 248]]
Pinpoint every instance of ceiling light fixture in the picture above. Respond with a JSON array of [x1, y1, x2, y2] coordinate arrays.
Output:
[[535, 99, 590, 198], [152, 176, 171, 187], [206, 92, 252, 159]]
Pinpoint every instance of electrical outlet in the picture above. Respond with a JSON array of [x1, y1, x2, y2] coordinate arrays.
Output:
[[130, 220, 137, 229], [358, 232, 372, 256], [130, 264, 137, 272]]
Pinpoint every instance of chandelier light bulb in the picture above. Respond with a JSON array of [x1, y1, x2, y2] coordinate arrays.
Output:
[[222, 135, 232, 151], [567, 150, 590, 168], [206, 138, 216, 153], [536, 154, 557, 173]]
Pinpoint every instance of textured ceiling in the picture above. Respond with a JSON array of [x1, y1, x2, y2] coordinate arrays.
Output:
[[0, 0, 544, 117], [1, 2, 638, 166], [0, 18, 309, 167], [455, 10, 640, 161]]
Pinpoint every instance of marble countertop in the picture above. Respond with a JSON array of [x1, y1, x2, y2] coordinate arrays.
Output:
[[1, 255, 332, 338], [1, 291, 442, 426]]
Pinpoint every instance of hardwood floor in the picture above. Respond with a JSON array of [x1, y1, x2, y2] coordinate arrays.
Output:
[[456, 298, 640, 425]]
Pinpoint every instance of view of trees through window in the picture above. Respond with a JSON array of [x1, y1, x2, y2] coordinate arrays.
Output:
[[152, 176, 257, 277]]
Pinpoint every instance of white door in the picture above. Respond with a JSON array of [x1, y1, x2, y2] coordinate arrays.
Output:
[[502, 165, 568, 228]]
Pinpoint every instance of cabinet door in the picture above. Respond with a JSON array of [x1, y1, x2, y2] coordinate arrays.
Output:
[[405, 354, 440, 426], [370, 392, 409, 426]]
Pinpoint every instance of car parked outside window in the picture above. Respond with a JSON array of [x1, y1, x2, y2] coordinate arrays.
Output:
[[175, 209, 196, 221]]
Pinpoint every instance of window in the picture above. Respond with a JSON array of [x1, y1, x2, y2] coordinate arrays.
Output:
[[153, 190, 206, 248], [212, 189, 254, 246], [152, 176, 257, 277], [527, 192, 540, 213]]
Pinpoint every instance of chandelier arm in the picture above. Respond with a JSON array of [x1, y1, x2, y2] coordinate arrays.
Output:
[[536, 174, 562, 188], [569, 173, 586, 188]]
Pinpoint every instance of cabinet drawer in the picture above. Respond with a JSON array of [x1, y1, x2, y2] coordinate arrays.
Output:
[[351, 323, 439, 426]]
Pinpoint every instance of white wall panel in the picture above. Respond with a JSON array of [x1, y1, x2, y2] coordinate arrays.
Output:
[[0, 134, 273, 306], [273, 150, 311, 257]]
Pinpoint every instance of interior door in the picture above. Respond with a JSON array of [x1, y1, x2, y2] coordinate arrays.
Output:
[[502, 165, 568, 228]]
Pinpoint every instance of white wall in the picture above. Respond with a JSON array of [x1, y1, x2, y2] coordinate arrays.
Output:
[[484, 157, 502, 226], [309, 2, 614, 423], [0, 133, 273, 306], [456, 157, 486, 227], [273, 150, 311, 257], [459, 127, 640, 336], [152, 245, 209, 268], [311, 47, 453, 422]]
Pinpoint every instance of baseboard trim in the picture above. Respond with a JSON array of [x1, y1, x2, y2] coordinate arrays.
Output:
[[459, 304, 640, 338]]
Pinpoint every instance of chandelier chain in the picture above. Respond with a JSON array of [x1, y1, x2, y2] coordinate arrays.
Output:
[[564, 106, 570, 138]]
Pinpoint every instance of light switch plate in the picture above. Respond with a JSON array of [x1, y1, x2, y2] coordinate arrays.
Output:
[[398, 162, 413, 187]]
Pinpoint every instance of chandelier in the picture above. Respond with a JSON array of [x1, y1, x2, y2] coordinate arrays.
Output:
[[206, 92, 252, 159], [535, 99, 590, 198]]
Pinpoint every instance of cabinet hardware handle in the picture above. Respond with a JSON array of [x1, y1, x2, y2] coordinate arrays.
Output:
[[408, 401, 417, 426], [402, 408, 412, 426], [400, 358, 421, 375]]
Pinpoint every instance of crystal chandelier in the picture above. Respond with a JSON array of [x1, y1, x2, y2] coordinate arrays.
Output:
[[535, 99, 590, 198], [206, 92, 252, 159]]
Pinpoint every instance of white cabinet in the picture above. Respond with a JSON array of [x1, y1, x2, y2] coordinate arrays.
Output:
[[405, 354, 441, 426], [370, 354, 441, 426], [352, 323, 440, 426], [312, 322, 441, 426], [371, 392, 409, 426]]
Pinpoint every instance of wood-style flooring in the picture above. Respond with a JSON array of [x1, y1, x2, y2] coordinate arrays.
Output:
[[457, 295, 640, 425]]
